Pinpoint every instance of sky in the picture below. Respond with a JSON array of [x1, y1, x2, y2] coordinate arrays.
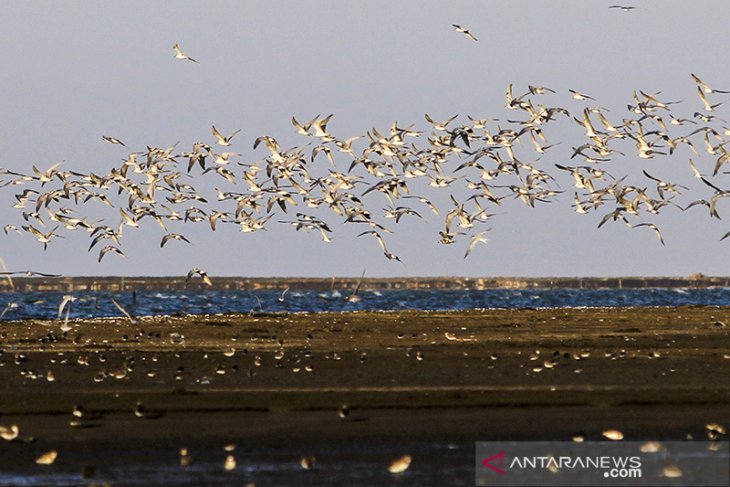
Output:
[[1, 1, 730, 278]]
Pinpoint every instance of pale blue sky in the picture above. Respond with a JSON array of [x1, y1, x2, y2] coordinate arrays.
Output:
[[1, 1, 729, 277]]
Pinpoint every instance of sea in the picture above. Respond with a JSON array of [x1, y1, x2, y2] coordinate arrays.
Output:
[[2, 286, 730, 321]]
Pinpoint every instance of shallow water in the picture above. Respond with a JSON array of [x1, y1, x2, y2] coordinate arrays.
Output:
[[2, 287, 730, 321], [0, 438, 467, 486]]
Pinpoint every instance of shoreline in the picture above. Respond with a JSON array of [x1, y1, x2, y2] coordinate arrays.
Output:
[[0, 274, 725, 293]]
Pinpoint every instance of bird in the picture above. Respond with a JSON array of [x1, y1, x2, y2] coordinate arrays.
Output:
[[569, 89, 595, 101], [173, 43, 199, 63], [388, 455, 412, 474], [102, 135, 125, 146], [696, 86, 725, 112], [425, 113, 458, 131], [211, 125, 241, 146], [528, 85, 556, 95], [633, 223, 665, 246], [98, 245, 126, 263], [186, 268, 213, 286], [464, 231, 488, 258], [452, 24, 478, 41], [300, 455, 316, 470], [35, 450, 58, 465], [347, 270, 365, 303], [357, 230, 402, 262], [403, 195, 439, 215], [609, 5, 636, 11], [133, 400, 162, 419], [291, 114, 321, 135], [57, 294, 77, 324], [689, 159, 704, 178], [22, 225, 63, 250], [691, 73, 730, 94], [111, 297, 135, 322], [0, 303, 18, 320], [0, 270, 61, 277], [160, 233, 192, 247]]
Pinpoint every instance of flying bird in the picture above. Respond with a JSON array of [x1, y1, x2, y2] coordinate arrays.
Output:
[[98, 245, 126, 263], [609, 5, 636, 11], [186, 268, 213, 286], [569, 89, 595, 101], [696, 86, 725, 112], [102, 136, 126, 146], [211, 125, 242, 146], [173, 43, 199, 63], [633, 223, 665, 246], [57, 295, 77, 321], [347, 270, 365, 303], [0, 270, 61, 277], [111, 297, 135, 322], [160, 233, 192, 248], [452, 24, 478, 41], [691, 73, 730, 94], [464, 231, 488, 258]]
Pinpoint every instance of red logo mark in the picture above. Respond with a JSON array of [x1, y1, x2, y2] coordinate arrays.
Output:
[[481, 451, 507, 475]]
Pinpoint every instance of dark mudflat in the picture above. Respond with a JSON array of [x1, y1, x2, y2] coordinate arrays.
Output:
[[0, 307, 728, 485]]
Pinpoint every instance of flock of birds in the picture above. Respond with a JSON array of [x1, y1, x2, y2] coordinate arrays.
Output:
[[3, 75, 730, 274], [2, 12, 730, 283], [2, 8, 729, 483]]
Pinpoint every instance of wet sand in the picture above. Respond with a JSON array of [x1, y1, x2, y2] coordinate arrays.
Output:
[[1, 307, 729, 484]]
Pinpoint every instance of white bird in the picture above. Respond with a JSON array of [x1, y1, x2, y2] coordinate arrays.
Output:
[[464, 231, 488, 258], [425, 113, 458, 131], [57, 295, 77, 321], [0, 303, 18, 320], [98, 245, 126, 263], [211, 125, 241, 147], [452, 24, 477, 41], [633, 223, 665, 246], [388, 455, 412, 474], [186, 268, 213, 286], [691, 73, 730, 94], [111, 297, 135, 322], [102, 135, 126, 146], [23, 225, 63, 250], [569, 89, 595, 101], [347, 270, 365, 303], [173, 43, 199, 64], [689, 159, 703, 178], [697, 86, 725, 112], [35, 450, 58, 465], [160, 233, 191, 248]]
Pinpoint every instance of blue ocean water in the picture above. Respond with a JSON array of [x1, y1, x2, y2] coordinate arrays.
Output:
[[1, 287, 729, 321]]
